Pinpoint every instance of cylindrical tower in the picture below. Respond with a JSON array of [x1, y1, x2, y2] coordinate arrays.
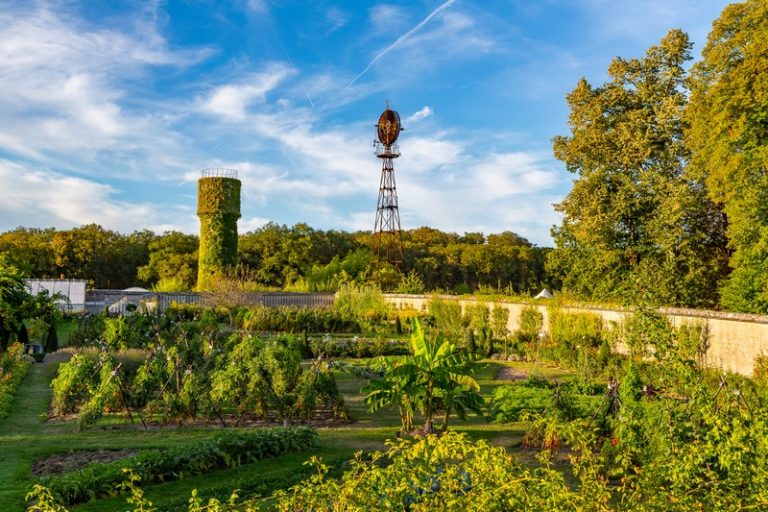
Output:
[[196, 168, 241, 290]]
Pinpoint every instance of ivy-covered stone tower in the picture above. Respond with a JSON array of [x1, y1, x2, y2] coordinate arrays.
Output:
[[196, 169, 241, 290]]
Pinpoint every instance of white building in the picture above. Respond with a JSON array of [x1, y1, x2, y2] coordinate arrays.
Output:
[[25, 279, 87, 312]]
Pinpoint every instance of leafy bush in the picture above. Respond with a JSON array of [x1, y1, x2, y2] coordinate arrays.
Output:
[[492, 385, 553, 422], [52, 331, 348, 428], [549, 308, 603, 349], [273, 432, 609, 510], [66, 314, 106, 347], [242, 305, 357, 333], [0, 343, 32, 419], [42, 428, 318, 506], [45, 323, 59, 353], [518, 306, 543, 341], [492, 378, 604, 423], [491, 305, 510, 340], [428, 297, 463, 342], [675, 320, 709, 364], [308, 336, 409, 358], [334, 282, 387, 331], [50, 353, 97, 416], [165, 302, 205, 322], [753, 354, 768, 385]]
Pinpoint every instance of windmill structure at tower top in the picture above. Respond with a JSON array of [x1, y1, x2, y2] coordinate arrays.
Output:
[[370, 101, 405, 278]]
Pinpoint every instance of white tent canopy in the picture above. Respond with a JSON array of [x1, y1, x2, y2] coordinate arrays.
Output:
[[534, 288, 553, 299]]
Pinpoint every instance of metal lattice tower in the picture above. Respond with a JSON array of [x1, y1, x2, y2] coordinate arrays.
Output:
[[371, 106, 404, 276]]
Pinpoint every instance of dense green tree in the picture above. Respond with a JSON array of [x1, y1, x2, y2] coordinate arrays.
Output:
[[549, 30, 728, 308], [0, 226, 153, 288], [304, 249, 369, 291], [0, 262, 58, 352], [0, 265, 30, 351], [687, 0, 768, 313], [50, 224, 153, 288], [400, 227, 547, 293], [238, 223, 314, 287], [0, 227, 56, 277], [137, 231, 198, 291], [0, 222, 548, 295]]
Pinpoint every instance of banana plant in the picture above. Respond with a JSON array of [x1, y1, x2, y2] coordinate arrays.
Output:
[[364, 319, 483, 434]]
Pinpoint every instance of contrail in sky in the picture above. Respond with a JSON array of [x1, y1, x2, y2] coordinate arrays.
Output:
[[345, 0, 458, 89]]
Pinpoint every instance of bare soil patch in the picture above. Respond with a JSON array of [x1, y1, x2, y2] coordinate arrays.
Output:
[[31, 449, 138, 476]]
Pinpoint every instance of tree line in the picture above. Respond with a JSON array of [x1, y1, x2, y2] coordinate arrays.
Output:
[[3, 2, 765, 313], [0, 223, 549, 295], [548, 0, 768, 313]]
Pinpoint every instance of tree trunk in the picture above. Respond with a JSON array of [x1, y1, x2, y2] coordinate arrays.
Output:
[[440, 408, 451, 433], [424, 380, 434, 434]]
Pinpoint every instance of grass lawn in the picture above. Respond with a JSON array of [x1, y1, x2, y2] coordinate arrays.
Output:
[[0, 355, 574, 511]]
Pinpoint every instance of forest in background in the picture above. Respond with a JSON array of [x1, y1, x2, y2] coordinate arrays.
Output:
[[1, 1, 767, 315], [0, 223, 550, 296]]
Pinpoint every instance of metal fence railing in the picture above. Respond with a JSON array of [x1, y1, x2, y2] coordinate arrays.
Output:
[[77, 290, 335, 314]]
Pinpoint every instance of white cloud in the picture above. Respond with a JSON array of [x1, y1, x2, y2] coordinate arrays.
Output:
[[468, 152, 561, 201], [369, 4, 410, 34], [198, 64, 294, 121], [0, 159, 193, 233], [0, 3, 206, 179], [582, 0, 728, 50], [324, 7, 349, 35], [240, 216, 270, 232], [391, 150, 564, 243], [403, 136, 462, 173], [405, 106, 433, 124], [0, 1, 570, 245]]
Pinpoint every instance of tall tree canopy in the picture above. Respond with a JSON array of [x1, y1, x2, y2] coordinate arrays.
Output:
[[687, 0, 768, 313], [136, 231, 198, 291], [549, 29, 728, 308], [0, 223, 547, 295]]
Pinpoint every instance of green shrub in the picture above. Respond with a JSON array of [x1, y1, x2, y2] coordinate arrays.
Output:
[[492, 379, 603, 423], [17, 323, 29, 345], [518, 306, 543, 342], [492, 385, 554, 422], [165, 302, 205, 322], [67, 314, 106, 347], [675, 321, 709, 364], [42, 428, 318, 506], [334, 283, 387, 331], [50, 353, 97, 416], [464, 302, 489, 333], [491, 305, 510, 340], [242, 305, 357, 334], [428, 297, 463, 341], [308, 336, 409, 358], [549, 308, 603, 349], [0, 343, 32, 419], [613, 306, 673, 361], [45, 323, 59, 353]]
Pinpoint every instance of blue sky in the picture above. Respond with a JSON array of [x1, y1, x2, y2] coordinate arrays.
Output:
[[0, 0, 731, 245]]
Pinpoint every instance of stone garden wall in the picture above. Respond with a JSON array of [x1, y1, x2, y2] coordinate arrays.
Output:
[[384, 294, 768, 377]]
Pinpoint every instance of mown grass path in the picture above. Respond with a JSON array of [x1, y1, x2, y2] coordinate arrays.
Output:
[[0, 361, 56, 509]]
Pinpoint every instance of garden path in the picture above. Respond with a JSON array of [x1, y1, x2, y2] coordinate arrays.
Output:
[[0, 360, 55, 507]]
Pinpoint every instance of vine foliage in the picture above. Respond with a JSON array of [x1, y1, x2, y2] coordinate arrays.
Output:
[[197, 177, 241, 290]]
